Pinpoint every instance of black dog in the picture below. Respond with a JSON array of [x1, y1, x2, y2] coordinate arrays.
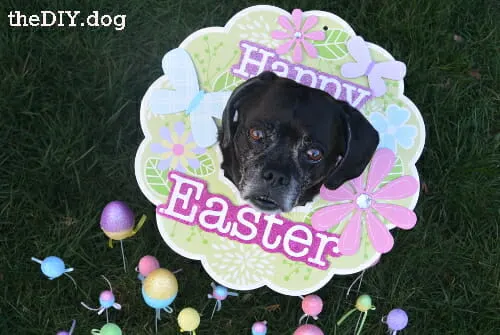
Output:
[[218, 71, 379, 213]]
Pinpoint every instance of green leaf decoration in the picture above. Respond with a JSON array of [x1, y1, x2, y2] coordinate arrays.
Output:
[[313, 29, 350, 60], [187, 154, 215, 177], [145, 158, 171, 195], [212, 71, 244, 92], [379, 157, 404, 187]]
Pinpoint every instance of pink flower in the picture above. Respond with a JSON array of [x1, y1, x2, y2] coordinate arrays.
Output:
[[271, 9, 325, 63], [311, 148, 418, 256]]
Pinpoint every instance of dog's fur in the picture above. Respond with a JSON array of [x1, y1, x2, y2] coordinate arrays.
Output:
[[218, 71, 379, 213]]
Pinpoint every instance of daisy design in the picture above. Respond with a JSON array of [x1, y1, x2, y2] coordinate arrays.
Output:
[[211, 241, 275, 286], [311, 148, 418, 255], [150, 121, 205, 173], [270, 8, 325, 63], [369, 104, 417, 154]]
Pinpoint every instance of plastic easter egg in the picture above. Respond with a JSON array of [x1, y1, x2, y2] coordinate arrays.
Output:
[[93, 323, 122, 335], [57, 332, 70, 335], [99, 290, 115, 308], [100, 201, 135, 240], [138, 255, 160, 277], [177, 307, 200, 331], [213, 285, 229, 300], [252, 321, 267, 335], [143, 268, 178, 300], [40, 256, 66, 278], [293, 324, 324, 335], [356, 294, 373, 312], [302, 295, 323, 317], [387, 308, 408, 331], [142, 286, 177, 309]]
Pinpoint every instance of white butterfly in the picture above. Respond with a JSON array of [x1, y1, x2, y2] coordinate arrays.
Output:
[[149, 48, 232, 148]]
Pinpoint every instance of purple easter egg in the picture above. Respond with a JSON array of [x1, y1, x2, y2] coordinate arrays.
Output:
[[387, 308, 408, 331], [100, 201, 135, 233]]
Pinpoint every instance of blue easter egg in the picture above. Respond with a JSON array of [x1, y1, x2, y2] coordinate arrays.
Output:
[[214, 286, 228, 299], [142, 286, 176, 309], [41, 256, 65, 278]]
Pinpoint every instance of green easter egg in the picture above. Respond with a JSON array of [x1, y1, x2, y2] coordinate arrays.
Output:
[[101, 323, 122, 335], [355, 295, 373, 312]]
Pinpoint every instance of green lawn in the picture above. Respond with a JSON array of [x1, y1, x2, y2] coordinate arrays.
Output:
[[1, 0, 499, 334]]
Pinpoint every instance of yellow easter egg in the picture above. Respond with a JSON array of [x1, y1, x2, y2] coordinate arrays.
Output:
[[177, 307, 200, 331], [103, 229, 133, 240], [143, 268, 178, 300]]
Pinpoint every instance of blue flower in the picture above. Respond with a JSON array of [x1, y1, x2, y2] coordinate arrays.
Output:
[[368, 104, 417, 153]]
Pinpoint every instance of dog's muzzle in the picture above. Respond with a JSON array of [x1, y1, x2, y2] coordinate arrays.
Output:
[[243, 168, 298, 213]]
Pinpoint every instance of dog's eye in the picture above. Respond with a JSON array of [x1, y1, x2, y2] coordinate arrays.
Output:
[[306, 148, 323, 162], [249, 128, 264, 141]]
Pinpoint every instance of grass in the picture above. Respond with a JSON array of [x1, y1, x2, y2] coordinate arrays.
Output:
[[1, 0, 499, 334]]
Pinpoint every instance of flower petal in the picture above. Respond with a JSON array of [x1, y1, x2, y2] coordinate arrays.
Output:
[[276, 39, 295, 55], [187, 158, 201, 169], [350, 175, 365, 193], [292, 42, 303, 63], [338, 211, 362, 256], [160, 127, 172, 142], [174, 121, 185, 136], [151, 143, 166, 154], [320, 184, 355, 202], [366, 148, 396, 192], [304, 31, 326, 41], [301, 15, 318, 32], [372, 175, 418, 200], [157, 157, 172, 171], [302, 40, 318, 58], [179, 129, 190, 144], [387, 105, 410, 127], [394, 125, 417, 149], [379, 134, 397, 153], [271, 30, 292, 40], [291, 9, 303, 30], [369, 112, 389, 133], [311, 203, 355, 231], [372, 203, 417, 229], [366, 211, 394, 254], [277, 15, 294, 32], [192, 146, 206, 155]]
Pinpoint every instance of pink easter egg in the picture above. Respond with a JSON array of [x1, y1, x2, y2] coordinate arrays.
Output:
[[100, 201, 135, 233], [138, 255, 160, 277], [293, 324, 324, 335], [302, 295, 323, 317], [100, 290, 114, 302], [252, 321, 267, 334]]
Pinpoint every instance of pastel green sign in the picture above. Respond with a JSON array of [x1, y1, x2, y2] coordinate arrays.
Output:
[[135, 5, 425, 296]]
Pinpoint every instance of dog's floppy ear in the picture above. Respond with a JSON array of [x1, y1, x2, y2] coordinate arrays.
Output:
[[219, 71, 277, 148], [325, 102, 380, 190]]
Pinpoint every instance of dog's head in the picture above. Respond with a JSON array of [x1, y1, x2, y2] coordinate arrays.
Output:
[[218, 71, 379, 213]]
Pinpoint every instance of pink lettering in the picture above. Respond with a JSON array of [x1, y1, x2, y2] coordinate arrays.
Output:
[[156, 171, 342, 270]]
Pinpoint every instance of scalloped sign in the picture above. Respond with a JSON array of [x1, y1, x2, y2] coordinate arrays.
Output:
[[135, 5, 425, 296]]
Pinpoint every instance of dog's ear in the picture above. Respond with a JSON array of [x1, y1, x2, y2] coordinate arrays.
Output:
[[219, 71, 277, 148], [324, 102, 379, 190]]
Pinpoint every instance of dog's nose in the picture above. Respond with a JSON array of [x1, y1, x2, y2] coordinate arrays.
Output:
[[262, 169, 290, 186]]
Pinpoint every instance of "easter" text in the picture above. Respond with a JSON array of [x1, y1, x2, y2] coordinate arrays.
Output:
[[157, 172, 341, 270]]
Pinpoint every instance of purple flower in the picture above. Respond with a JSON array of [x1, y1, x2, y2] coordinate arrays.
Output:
[[151, 121, 205, 172]]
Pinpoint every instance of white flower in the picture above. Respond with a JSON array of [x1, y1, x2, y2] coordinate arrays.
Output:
[[211, 240, 276, 286]]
